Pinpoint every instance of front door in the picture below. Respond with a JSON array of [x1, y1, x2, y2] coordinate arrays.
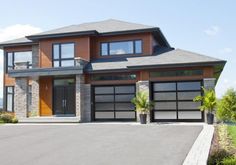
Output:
[[53, 79, 75, 115]]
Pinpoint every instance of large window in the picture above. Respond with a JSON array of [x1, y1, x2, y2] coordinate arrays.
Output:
[[150, 69, 203, 78], [7, 51, 32, 71], [53, 43, 75, 67], [91, 74, 137, 81], [101, 40, 142, 56], [6, 86, 14, 112]]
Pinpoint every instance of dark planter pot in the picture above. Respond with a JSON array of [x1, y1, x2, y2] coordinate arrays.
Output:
[[139, 114, 147, 124], [207, 113, 214, 124]]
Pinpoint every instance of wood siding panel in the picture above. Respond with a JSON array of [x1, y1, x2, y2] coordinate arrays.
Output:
[[39, 77, 52, 116], [39, 36, 90, 68]]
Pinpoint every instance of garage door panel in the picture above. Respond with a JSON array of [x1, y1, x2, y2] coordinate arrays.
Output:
[[95, 112, 114, 119], [115, 103, 134, 110], [154, 92, 176, 101], [95, 95, 114, 102], [153, 83, 176, 91], [178, 111, 202, 119], [154, 102, 177, 110], [177, 82, 201, 91], [178, 102, 201, 110], [178, 92, 201, 100], [95, 87, 114, 94], [95, 103, 114, 111], [115, 111, 136, 119], [154, 111, 177, 119], [115, 94, 135, 102], [115, 86, 135, 94]]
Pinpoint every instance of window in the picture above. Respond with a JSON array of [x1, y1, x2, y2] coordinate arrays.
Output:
[[91, 74, 137, 81], [7, 51, 32, 71], [101, 40, 142, 56], [53, 43, 75, 67], [6, 86, 14, 112], [150, 69, 203, 78]]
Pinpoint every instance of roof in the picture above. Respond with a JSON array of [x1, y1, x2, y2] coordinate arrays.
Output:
[[0, 19, 168, 48], [27, 19, 156, 39], [0, 37, 34, 48], [85, 49, 226, 73]]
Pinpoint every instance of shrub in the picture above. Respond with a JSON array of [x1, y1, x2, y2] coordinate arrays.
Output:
[[207, 149, 233, 165], [0, 112, 18, 123], [221, 157, 236, 165], [217, 88, 236, 122]]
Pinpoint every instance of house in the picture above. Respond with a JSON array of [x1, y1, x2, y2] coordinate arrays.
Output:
[[0, 19, 226, 122]]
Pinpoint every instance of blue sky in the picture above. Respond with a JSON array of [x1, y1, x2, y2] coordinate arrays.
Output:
[[0, 0, 235, 97]]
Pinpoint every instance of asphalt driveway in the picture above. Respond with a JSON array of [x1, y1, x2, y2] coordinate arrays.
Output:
[[0, 124, 202, 165]]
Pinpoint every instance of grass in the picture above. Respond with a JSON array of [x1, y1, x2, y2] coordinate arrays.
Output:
[[0, 119, 4, 124], [227, 126, 236, 147]]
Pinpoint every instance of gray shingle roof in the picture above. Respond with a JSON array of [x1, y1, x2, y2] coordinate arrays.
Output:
[[0, 37, 33, 47], [29, 19, 155, 37], [86, 49, 226, 72]]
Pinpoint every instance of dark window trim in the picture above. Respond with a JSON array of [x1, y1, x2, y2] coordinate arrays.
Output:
[[52, 42, 75, 67], [100, 39, 143, 56], [6, 50, 32, 73], [6, 86, 14, 112]]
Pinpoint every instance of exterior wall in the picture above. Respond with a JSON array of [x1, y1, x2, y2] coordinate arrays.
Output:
[[39, 36, 90, 68], [90, 32, 153, 59], [39, 77, 53, 116]]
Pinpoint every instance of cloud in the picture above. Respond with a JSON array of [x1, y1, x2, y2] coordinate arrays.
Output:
[[0, 24, 42, 98], [204, 26, 220, 36], [219, 47, 233, 54]]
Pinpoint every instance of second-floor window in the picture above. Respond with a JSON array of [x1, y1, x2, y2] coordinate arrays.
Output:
[[101, 40, 142, 56], [53, 43, 75, 67], [7, 51, 32, 71]]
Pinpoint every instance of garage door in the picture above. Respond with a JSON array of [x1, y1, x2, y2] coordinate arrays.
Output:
[[92, 85, 136, 121], [152, 81, 204, 122]]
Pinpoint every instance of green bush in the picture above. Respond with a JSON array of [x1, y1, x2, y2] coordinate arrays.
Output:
[[207, 149, 233, 165], [221, 157, 236, 165], [0, 113, 18, 123], [217, 88, 236, 122]]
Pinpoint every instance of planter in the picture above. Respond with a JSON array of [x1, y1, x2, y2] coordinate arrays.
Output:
[[139, 114, 147, 124], [207, 113, 214, 124]]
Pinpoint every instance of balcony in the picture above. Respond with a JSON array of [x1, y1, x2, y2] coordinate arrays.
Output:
[[8, 57, 87, 78]]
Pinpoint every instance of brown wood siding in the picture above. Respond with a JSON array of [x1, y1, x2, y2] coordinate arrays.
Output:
[[90, 32, 153, 59], [39, 77, 53, 116], [39, 36, 90, 68]]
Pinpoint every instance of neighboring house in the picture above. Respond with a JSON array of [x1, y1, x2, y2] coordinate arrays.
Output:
[[0, 19, 226, 122]]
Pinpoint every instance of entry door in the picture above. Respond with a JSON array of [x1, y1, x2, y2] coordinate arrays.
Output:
[[54, 85, 75, 115]]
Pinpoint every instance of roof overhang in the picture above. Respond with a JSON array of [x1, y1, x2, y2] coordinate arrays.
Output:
[[8, 66, 83, 78], [0, 42, 38, 49]]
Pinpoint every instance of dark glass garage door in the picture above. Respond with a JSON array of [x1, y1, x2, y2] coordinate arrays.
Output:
[[92, 85, 136, 121], [152, 81, 204, 122]]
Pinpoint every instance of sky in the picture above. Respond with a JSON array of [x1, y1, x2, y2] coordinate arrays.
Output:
[[0, 0, 235, 98]]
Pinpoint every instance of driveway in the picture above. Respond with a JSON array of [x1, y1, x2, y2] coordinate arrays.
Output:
[[0, 124, 202, 165]]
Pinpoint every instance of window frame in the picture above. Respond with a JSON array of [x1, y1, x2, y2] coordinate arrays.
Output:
[[6, 86, 14, 112], [91, 73, 137, 81], [6, 51, 32, 73], [100, 39, 143, 56], [150, 69, 203, 78], [52, 42, 75, 67]]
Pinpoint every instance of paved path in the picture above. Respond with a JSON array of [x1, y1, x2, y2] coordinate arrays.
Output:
[[0, 124, 202, 165]]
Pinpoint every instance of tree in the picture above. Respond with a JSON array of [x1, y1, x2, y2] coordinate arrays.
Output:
[[217, 88, 236, 122]]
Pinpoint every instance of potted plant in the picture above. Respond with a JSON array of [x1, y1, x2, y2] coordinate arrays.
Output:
[[193, 87, 217, 124], [131, 91, 154, 124]]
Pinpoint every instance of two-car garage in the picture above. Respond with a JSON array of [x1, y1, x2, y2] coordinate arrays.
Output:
[[92, 81, 204, 122]]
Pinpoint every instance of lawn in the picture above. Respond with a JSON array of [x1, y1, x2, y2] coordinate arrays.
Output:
[[228, 125, 236, 147]]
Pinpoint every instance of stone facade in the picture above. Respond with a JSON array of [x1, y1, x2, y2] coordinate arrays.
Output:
[[31, 77, 39, 116], [136, 81, 150, 123], [14, 77, 28, 118], [75, 75, 91, 122]]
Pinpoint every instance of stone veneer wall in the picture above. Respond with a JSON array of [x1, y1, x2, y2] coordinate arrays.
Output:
[[14, 78, 28, 118], [75, 75, 91, 122], [136, 81, 150, 123], [31, 77, 39, 116]]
